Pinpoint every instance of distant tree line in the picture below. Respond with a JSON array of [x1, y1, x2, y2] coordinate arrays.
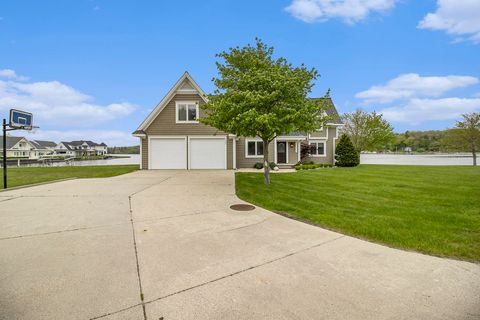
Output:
[[386, 130, 447, 153], [341, 110, 480, 163], [107, 146, 140, 154]]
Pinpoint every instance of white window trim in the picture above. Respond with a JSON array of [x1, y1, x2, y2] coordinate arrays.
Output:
[[309, 140, 327, 157], [245, 138, 264, 159], [175, 101, 199, 124]]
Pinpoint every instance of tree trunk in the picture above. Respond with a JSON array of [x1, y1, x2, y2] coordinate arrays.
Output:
[[263, 139, 270, 185]]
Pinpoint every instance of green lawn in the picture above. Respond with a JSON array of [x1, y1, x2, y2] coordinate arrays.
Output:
[[4, 165, 139, 189], [236, 165, 480, 261]]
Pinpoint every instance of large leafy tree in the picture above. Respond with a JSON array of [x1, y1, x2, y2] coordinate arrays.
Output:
[[443, 112, 480, 166], [342, 109, 395, 152], [201, 39, 329, 184]]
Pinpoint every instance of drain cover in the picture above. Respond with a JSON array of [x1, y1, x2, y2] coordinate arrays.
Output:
[[230, 204, 256, 211]]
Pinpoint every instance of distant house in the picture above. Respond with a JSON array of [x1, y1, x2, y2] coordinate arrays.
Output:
[[30, 140, 57, 157], [55, 142, 76, 157], [2, 136, 107, 159], [55, 141, 108, 157], [0, 136, 56, 159]]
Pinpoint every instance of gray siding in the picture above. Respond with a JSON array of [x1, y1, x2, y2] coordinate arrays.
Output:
[[141, 138, 148, 169], [309, 128, 328, 138], [145, 93, 225, 135], [236, 137, 275, 169], [227, 138, 233, 169], [304, 127, 338, 165]]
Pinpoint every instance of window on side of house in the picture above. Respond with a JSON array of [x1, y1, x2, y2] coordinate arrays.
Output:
[[309, 141, 326, 156], [176, 101, 199, 123], [246, 140, 264, 157]]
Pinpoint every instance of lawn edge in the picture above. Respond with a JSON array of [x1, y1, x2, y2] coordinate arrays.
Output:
[[236, 188, 479, 264], [0, 177, 79, 192], [272, 209, 479, 263]]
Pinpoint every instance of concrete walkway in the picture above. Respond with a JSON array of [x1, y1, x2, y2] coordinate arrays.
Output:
[[0, 170, 478, 320]]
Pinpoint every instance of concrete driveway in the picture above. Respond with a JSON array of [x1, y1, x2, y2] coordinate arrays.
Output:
[[0, 170, 479, 320]]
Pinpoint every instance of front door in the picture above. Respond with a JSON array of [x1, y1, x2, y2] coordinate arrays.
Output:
[[277, 141, 287, 164]]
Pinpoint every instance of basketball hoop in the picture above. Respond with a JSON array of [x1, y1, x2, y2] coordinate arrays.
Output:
[[3, 108, 38, 189]]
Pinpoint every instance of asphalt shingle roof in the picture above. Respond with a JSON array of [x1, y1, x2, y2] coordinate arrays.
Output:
[[33, 140, 57, 148], [0, 136, 25, 149]]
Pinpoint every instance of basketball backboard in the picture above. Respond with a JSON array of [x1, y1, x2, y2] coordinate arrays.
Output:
[[9, 109, 33, 130]]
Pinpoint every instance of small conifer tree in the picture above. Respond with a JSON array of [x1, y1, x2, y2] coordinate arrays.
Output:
[[335, 134, 360, 167]]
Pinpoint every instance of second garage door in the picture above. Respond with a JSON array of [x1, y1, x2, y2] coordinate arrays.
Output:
[[189, 137, 226, 169]]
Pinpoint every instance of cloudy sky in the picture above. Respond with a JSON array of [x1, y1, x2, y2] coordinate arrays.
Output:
[[1, 0, 479, 146]]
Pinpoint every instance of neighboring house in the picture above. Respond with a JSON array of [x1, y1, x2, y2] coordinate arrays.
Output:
[[1, 136, 36, 159], [55, 141, 108, 157], [133, 72, 343, 170], [55, 142, 76, 156], [0, 136, 54, 159], [30, 140, 57, 157]]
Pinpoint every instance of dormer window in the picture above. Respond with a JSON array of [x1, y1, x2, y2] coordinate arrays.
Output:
[[176, 101, 199, 123]]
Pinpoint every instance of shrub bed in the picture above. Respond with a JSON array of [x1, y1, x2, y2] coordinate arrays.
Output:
[[294, 163, 334, 170]]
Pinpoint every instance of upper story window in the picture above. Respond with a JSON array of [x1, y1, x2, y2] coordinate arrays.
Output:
[[309, 141, 326, 156], [176, 101, 199, 123]]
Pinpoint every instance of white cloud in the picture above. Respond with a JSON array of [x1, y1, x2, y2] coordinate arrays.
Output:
[[380, 97, 480, 124], [285, 0, 398, 23], [24, 129, 137, 147], [0, 69, 28, 81], [0, 70, 138, 146], [0, 75, 136, 127], [355, 73, 479, 104], [418, 0, 480, 44]]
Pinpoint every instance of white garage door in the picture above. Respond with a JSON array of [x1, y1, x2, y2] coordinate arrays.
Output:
[[149, 137, 186, 169], [189, 137, 226, 169]]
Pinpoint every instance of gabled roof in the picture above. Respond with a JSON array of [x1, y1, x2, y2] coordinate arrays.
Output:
[[65, 140, 105, 147], [0, 136, 26, 149], [58, 142, 74, 151], [135, 71, 208, 132], [308, 97, 343, 125], [33, 140, 57, 148]]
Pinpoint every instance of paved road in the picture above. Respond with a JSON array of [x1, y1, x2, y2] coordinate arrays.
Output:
[[0, 171, 479, 319]]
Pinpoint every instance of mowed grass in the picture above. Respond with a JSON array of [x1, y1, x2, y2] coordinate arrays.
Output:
[[4, 165, 139, 188], [236, 165, 480, 261]]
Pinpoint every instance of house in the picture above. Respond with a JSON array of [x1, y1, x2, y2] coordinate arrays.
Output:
[[30, 140, 57, 157], [133, 72, 343, 170], [55, 142, 76, 157], [55, 141, 108, 157], [1, 136, 36, 159], [1, 136, 57, 159]]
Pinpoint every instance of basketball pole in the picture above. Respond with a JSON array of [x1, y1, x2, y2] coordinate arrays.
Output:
[[2, 119, 24, 189], [2, 119, 7, 189]]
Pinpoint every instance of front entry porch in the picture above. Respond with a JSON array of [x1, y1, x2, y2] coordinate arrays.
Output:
[[275, 139, 302, 165]]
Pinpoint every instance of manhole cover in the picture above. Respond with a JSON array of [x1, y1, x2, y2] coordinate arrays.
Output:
[[230, 204, 256, 211]]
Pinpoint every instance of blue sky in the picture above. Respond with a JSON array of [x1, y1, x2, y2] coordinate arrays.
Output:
[[1, 0, 479, 146]]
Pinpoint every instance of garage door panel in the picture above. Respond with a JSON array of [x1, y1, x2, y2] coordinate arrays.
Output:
[[190, 138, 226, 169], [150, 138, 186, 169]]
